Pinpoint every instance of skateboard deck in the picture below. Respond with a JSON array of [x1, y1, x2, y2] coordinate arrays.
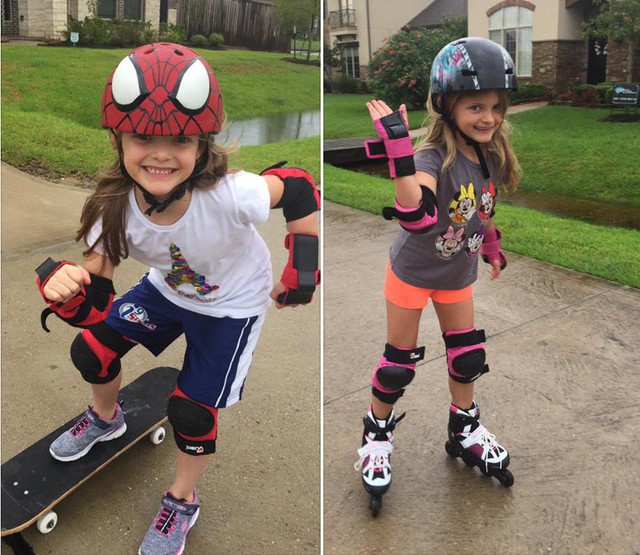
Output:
[[1, 366, 179, 538]]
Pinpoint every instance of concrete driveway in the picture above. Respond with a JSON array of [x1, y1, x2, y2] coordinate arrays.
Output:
[[323, 201, 640, 555], [1, 163, 320, 555]]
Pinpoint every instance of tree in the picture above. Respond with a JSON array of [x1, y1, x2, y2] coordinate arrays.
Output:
[[367, 17, 467, 109], [583, 0, 640, 81], [274, 0, 320, 61], [324, 41, 342, 92]]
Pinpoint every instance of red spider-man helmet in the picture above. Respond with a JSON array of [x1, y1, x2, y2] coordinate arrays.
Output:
[[101, 43, 223, 136]]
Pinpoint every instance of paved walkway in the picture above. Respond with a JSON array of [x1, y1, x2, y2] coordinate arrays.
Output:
[[1, 163, 320, 555], [323, 201, 640, 554]]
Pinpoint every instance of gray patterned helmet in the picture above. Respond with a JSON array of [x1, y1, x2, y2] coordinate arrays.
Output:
[[430, 37, 517, 96]]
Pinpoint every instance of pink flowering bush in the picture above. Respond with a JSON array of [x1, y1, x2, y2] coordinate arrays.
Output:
[[367, 19, 465, 110]]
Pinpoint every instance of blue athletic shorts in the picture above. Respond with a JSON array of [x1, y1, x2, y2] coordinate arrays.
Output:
[[105, 275, 265, 408]]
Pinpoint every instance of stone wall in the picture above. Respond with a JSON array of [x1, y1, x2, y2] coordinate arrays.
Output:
[[607, 39, 640, 84], [1, 0, 20, 35], [532, 39, 585, 94]]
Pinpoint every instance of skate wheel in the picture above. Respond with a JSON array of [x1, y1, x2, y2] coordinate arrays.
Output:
[[149, 426, 166, 445], [36, 511, 58, 534], [444, 440, 458, 459], [494, 469, 514, 487], [369, 495, 382, 517]]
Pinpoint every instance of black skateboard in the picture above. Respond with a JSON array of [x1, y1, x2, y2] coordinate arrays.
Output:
[[1, 366, 179, 552]]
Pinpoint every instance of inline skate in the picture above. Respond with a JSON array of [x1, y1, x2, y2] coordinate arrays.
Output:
[[354, 407, 405, 516], [445, 402, 513, 487]]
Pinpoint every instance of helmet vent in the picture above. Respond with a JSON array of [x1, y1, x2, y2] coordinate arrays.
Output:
[[461, 69, 478, 76], [505, 68, 514, 74], [174, 49, 184, 56]]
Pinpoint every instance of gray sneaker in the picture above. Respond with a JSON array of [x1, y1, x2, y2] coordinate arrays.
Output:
[[49, 404, 126, 462], [138, 490, 200, 555]]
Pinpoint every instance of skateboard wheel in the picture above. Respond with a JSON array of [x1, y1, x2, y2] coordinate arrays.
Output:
[[36, 511, 58, 534], [149, 426, 166, 445]]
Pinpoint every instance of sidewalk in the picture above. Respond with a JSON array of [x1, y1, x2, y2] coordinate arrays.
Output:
[[323, 201, 640, 554], [0, 162, 320, 554]]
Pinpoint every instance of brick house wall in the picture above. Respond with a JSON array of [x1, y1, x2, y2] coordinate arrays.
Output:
[[607, 39, 640, 84], [532, 40, 585, 91], [2, 0, 21, 36]]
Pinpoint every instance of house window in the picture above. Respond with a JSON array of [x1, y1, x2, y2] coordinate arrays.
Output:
[[97, 0, 116, 18], [3, 0, 11, 21], [342, 45, 360, 78], [123, 0, 141, 19], [488, 5, 533, 77]]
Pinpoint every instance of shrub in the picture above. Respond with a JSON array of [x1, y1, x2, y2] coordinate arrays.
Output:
[[595, 83, 612, 103], [158, 23, 186, 43], [573, 84, 599, 105], [190, 34, 208, 47], [335, 74, 359, 94], [510, 83, 546, 103], [604, 87, 614, 104], [109, 19, 151, 47], [208, 32, 224, 47], [366, 18, 465, 109]]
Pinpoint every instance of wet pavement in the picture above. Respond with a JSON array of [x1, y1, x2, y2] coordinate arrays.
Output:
[[1, 162, 320, 554], [323, 201, 640, 555]]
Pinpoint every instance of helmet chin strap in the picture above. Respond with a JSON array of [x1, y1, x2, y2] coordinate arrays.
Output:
[[433, 95, 491, 180], [117, 142, 210, 216]]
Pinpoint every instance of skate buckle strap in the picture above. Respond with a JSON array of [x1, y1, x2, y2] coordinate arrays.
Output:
[[460, 425, 504, 471]]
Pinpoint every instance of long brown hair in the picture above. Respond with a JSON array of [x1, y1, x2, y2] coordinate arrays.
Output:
[[77, 133, 232, 267], [414, 90, 522, 193]]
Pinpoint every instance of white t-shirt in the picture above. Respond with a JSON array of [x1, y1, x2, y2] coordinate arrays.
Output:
[[88, 171, 273, 318]]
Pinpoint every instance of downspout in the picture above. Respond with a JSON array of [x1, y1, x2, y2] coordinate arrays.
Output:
[[366, 0, 372, 63]]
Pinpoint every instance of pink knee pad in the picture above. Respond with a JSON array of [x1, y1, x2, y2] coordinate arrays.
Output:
[[443, 328, 489, 383], [371, 343, 425, 404]]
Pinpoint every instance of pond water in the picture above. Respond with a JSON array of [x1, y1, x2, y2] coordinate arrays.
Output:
[[339, 161, 640, 230], [220, 111, 320, 147]]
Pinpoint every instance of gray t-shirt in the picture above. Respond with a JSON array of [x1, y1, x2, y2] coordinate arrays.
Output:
[[389, 147, 498, 290]]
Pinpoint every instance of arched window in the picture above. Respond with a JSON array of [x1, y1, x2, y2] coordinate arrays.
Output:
[[488, 5, 533, 76]]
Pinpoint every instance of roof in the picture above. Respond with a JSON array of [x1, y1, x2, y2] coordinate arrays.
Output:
[[407, 0, 467, 28]]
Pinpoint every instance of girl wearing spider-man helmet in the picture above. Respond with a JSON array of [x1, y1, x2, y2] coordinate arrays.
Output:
[[35, 43, 319, 554]]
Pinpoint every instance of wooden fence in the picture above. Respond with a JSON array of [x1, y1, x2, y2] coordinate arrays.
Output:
[[177, 0, 290, 52]]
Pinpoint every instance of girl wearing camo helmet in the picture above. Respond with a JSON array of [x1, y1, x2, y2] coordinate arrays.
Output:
[[36, 43, 319, 554], [357, 37, 522, 513]]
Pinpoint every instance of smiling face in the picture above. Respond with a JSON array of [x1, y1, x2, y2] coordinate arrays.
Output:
[[120, 133, 202, 199], [450, 90, 504, 146]]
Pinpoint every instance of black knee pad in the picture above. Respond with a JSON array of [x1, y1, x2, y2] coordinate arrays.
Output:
[[168, 390, 218, 455], [371, 343, 425, 404], [443, 328, 489, 384], [70, 323, 134, 384]]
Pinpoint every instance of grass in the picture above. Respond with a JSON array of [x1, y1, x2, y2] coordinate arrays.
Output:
[[324, 164, 640, 289], [324, 93, 640, 209], [1, 45, 320, 179]]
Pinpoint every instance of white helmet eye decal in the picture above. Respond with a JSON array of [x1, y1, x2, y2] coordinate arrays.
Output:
[[111, 55, 148, 109], [171, 59, 210, 113]]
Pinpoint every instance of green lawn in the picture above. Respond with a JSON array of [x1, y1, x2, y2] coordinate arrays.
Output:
[[324, 163, 640, 288], [324, 93, 640, 209], [323, 93, 640, 289], [1, 45, 320, 179]]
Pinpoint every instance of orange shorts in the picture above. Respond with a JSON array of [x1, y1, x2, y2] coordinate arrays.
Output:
[[383, 263, 473, 309]]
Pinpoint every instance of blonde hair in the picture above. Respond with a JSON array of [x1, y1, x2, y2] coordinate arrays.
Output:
[[414, 90, 521, 193], [77, 133, 234, 267]]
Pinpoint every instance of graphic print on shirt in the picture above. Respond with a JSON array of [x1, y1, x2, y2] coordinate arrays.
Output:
[[479, 182, 496, 221], [464, 231, 483, 257], [436, 226, 465, 259], [164, 243, 219, 296], [448, 183, 476, 224]]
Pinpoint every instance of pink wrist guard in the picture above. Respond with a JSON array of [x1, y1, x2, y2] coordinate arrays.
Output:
[[480, 227, 507, 270], [364, 111, 415, 178]]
